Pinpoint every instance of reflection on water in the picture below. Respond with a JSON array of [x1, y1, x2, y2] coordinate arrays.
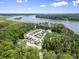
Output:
[[6, 15, 79, 32]]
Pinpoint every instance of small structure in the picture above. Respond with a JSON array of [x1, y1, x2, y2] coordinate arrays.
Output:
[[18, 29, 48, 59], [19, 29, 47, 49]]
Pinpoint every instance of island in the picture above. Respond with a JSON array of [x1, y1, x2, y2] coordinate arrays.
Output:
[[14, 17, 22, 20]]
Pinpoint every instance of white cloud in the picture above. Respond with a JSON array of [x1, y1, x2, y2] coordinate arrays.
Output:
[[50, 1, 68, 7], [17, 0, 28, 3], [17, 0, 23, 3], [40, 4, 47, 7], [72, 0, 79, 7]]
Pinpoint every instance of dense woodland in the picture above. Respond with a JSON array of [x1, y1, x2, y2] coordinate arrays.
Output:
[[0, 19, 39, 59], [0, 16, 79, 59], [36, 14, 79, 21], [43, 24, 79, 59]]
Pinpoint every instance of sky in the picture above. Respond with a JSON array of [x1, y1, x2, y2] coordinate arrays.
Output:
[[0, 0, 79, 14]]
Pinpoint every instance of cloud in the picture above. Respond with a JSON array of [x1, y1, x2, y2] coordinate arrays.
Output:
[[17, 0, 28, 3], [72, 0, 79, 7], [50, 1, 68, 7], [17, 0, 23, 3], [40, 4, 47, 7]]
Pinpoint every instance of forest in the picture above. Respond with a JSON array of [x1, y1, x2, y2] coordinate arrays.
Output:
[[43, 24, 79, 59], [36, 14, 79, 21], [0, 19, 39, 59], [0, 16, 79, 59]]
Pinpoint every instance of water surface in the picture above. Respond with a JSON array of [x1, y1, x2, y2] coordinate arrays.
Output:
[[6, 15, 79, 33]]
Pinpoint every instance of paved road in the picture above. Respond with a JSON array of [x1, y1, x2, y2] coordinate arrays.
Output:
[[39, 46, 43, 59]]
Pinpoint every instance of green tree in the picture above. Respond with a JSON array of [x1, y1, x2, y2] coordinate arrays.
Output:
[[62, 54, 73, 59]]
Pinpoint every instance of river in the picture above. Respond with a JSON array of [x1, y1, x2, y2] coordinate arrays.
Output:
[[6, 15, 79, 33]]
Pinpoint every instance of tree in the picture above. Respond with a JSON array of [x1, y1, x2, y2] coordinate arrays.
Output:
[[43, 49, 57, 59], [62, 54, 73, 59]]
